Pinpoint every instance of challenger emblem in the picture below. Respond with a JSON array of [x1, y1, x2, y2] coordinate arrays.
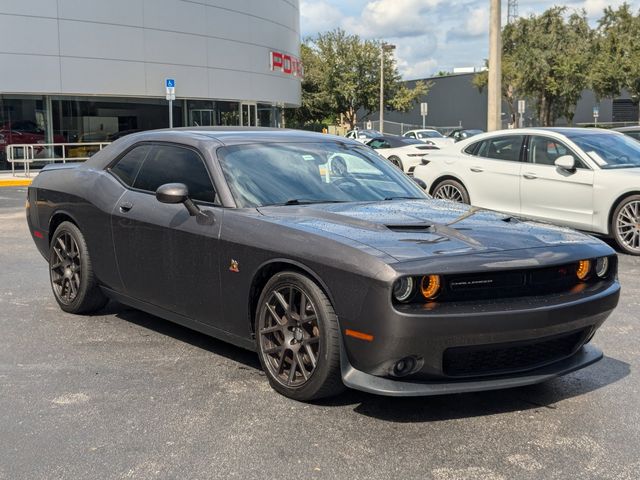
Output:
[[229, 259, 240, 273]]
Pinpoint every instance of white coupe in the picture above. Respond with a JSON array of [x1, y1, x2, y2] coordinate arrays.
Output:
[[403, 129, 455, 149], [413, 127, 640, 255], [365, 134, 436, 175]]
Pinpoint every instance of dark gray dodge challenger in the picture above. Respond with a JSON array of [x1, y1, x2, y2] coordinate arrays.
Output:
[[27, 128, 620, 401]]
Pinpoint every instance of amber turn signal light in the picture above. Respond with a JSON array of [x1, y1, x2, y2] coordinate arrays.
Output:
[[420, 275, 441, 300], [576, 260, 591, 281]]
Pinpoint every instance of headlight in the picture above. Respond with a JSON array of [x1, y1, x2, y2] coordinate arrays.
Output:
[[420, 275, 441, 300], [595, 257, 609, 278], [576, 260, 591, 281], [393, 277, 415, 302]]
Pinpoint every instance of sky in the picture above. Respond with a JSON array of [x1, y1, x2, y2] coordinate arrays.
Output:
[[299, 0, 630, 80]]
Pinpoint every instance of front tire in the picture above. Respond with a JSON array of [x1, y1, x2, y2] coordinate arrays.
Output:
[[432, 179, 470, 204], [255, 271, 344, 401], [388, 155, 404, 172], [49, 221, 108, 314], [611, 195, 640, 255]]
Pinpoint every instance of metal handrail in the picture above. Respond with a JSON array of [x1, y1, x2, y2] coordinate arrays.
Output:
[[6, 142, 110, 177]]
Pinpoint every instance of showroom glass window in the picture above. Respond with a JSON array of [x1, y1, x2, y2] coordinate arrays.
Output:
[[474, 135, 525, 161], [527, 136, 588, 169]]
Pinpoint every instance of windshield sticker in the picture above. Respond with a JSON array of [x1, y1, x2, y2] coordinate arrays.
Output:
[[586, 150, 607, 166]]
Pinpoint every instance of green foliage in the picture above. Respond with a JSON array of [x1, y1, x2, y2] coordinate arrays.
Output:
[[292, 29, 430, 129], [590, 3, 640, 118], [503, 7, 593, 126]]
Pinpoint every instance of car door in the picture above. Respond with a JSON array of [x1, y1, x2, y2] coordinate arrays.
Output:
[[520, 135, 594, 230], [462, 135, 524, 214], [109, 143, 224, 326]]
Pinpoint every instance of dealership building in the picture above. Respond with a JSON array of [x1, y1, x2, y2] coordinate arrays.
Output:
[[0, 0, 301, 169]]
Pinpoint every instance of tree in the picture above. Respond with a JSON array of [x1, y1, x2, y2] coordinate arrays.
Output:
[[475, 7, 593, 127], [285, 44, 331, 129], [297, 29, 429, 129], [590, 3, 640, 121]]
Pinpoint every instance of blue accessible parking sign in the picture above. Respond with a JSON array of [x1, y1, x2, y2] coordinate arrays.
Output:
[[166, 78, 175, 88]]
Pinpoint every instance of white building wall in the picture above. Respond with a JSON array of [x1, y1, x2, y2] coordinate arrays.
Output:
[[0, 0, 301, 106]]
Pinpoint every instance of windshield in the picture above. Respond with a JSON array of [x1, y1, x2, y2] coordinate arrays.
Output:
[[217, 142, 427, 208], [566, 132, 640, 169], [417, 131, 443, 139]]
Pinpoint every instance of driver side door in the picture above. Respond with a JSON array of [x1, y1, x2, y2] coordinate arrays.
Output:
[[520, 135, 594, 230], [109, 143, 224, 327]]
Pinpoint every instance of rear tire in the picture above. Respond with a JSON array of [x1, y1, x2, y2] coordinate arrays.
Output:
[[388, 156, 404, 172], [432, 179, 470, 204], [49, 221, 108, 314], [611, 195, 640, 255], [255, 271, 344, 401]]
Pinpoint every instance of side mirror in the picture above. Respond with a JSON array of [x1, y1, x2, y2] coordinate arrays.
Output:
[[156, 183, 212, 223], [156, 183, 189, 204], [412, 177, 428, 190], [555, 155, 576, 172]]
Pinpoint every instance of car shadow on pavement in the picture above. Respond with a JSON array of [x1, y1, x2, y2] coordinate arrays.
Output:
[[102, 301, 629, 422], [105, 302, 261, 371]]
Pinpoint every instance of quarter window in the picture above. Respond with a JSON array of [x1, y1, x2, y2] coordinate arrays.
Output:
[[476, 135, 524, 162], [110, 144, 152, 187]]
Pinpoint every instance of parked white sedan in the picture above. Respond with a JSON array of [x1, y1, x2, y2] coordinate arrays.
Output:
[[413, 127, 640, 255], [365, 134, 436, 175], [403, 129, 454, 149]]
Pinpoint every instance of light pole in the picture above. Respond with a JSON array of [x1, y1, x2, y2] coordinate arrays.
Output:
[[379, 42, 395, 133], [487, 0, 502, 131]]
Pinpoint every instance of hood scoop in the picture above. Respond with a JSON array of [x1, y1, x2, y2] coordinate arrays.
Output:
[[386, 223, 433, 232]]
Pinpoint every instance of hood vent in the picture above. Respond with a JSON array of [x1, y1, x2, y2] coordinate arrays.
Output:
[[386, 224, 433, 232]]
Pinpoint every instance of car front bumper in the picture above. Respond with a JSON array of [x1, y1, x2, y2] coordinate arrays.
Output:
[[341, 343, 603, 397], [339, 281, 619, 396]]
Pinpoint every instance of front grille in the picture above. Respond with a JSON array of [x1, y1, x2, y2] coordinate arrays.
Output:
[[442, 329, 588, 377], [442, 263, 582, 302]]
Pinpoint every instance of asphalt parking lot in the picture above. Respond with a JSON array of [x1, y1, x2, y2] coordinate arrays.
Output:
[[1, 186, 639, 480]]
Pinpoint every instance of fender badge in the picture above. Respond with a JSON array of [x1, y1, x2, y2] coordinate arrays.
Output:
[[229, 259, 240, 273]]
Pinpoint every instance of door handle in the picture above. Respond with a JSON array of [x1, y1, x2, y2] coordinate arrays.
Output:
[[523, 173, 538, 180], [470, 167, 483, 173], [119, 202, 133, 213]]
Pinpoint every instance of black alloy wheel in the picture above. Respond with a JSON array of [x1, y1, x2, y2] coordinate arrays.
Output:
[[49, 221, 108, 313], [256, 271, 343, 401]]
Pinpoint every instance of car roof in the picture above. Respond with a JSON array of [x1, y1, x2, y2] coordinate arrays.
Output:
[[117, 127, 362, 147], [368, 134, 422, 147], [613, 126, 640, 132]]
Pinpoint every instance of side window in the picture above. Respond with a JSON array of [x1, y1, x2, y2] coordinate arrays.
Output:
[[406, 132, 416, 138], [110, 144, 153, 187], [368, 139, 385, 149], [528, 136, 587, 169], [477, 135, 524, 162], [133, 145, 217, 203]]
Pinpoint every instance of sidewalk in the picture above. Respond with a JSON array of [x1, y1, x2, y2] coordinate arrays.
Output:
[[0, 171, 37, 187]]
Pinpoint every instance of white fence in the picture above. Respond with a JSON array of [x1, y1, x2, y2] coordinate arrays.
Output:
[[6, 142, 110, 176], [357, 120, 462, 136]]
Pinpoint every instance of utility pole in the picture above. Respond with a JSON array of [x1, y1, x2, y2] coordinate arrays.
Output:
[[379, 42, 395, 133], [487, 0, 502, 131], [507, 0, 518, 24]]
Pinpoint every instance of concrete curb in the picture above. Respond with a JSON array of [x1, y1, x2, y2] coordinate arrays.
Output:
[[0, 178, 32, 187]]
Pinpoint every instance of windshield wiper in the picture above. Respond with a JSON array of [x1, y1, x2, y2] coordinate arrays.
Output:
[[383, 196, 422, 201], [268, 199, 348, 206]]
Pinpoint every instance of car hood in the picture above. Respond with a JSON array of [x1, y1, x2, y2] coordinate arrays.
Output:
[[257, 199, 598, 262]]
